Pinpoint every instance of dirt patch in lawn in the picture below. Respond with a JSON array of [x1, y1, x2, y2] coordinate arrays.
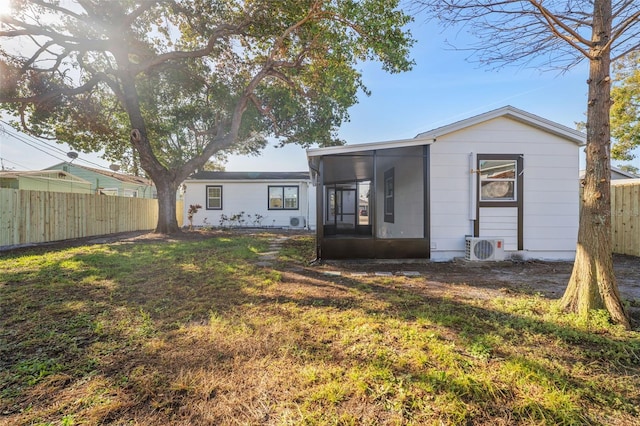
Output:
[[315, 254, 640, 302], [14, 228, 638, 315]]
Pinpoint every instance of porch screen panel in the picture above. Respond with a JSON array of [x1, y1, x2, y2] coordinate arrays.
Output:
[[375, 146, 425, 239]]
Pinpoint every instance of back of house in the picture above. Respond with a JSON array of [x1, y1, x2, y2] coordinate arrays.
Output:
[[183, 171, 315, 230], [307, 106, 583, 261]]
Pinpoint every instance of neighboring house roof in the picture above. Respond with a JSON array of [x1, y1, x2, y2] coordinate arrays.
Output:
[[0, 169, 91, 184], [579, 166, 639, 180], [46, 162, 154, 186], [611, 166, 638, 179], [187, 171, 311, 181], [307, 105, 586, 159]]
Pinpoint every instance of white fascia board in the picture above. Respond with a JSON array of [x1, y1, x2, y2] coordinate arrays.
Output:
[[183, 179, 310, 184], [306, 136, 434, 158]]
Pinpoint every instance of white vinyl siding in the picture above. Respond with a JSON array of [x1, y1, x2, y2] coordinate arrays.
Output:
[[429, 116, 579, 260], [184, 180, 315, 229], [479, 207, 518, 251]]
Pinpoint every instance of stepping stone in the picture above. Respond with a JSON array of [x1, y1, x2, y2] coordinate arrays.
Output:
[[323, 271, 342, 277], [399, 271, 421, 277], [255, 261, 273, 267], [374, 272, 393, 277], [349, 272, 368, 277]]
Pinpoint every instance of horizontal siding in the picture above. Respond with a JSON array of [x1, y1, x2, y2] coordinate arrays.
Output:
[[479, 207, 518, 250], [184, 180, 315, 229], [429, 116, 579, 259]]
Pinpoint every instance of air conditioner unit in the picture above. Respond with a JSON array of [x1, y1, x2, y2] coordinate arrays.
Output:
[[289, 216, 306, 228], [465, 237, 505, 261]]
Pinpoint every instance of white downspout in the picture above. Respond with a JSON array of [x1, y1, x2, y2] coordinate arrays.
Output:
[[469, 152, 477, 235]]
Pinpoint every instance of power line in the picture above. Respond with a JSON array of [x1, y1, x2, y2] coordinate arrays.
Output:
[[0, 156, 32, 170], [0, 120, 70, 156], [0, 121, 114, 171]]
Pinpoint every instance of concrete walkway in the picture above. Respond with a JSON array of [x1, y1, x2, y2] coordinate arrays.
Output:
[[255, 235, 289, 267]]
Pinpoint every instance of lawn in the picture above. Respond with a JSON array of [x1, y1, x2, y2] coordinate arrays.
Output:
[[1, 231, 639, 425]]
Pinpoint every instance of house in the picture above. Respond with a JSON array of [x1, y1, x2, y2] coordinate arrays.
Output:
[[307, 106, 584, 261], [0, 170, 92, 194], [45, 162, 156, 198], [182, 171, 316, 229]]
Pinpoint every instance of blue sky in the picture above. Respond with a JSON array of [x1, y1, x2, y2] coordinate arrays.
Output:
[[226, 20, 597, 172], [1, 19, 638, 173]]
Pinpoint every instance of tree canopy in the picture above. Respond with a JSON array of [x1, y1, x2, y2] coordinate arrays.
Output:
[[611, 53, 640, 162], [0, 0, 414, 232]]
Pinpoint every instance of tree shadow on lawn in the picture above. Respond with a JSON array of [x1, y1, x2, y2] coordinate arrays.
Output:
[[1, 238, 639, 425]]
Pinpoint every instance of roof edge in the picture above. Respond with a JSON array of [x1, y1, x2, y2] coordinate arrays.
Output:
[[415, 105, 586, 146]]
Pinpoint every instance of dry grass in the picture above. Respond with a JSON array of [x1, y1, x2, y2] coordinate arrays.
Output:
[[1, 230, 639, 425]]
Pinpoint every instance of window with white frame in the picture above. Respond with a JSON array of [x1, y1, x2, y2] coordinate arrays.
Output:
[[268, 186, 299, 210], [206, 185, 223, 209], [479, 159, 517, 201]]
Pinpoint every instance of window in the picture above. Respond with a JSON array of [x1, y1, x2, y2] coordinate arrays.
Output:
[[384, 168, 394, 223], [206, 185, 223, 209], [123, 189, 138, 198], [479, 159, 517, 201], [100, 188, 118, 196], [268, 186, 299, 210]]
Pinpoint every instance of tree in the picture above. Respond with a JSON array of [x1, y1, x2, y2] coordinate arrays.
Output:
[[416, 0, 640, 328], [611, 53, 640, 162], [0, 0, 414, 233]]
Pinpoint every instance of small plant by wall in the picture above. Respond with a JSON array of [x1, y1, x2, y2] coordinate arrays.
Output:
[[218, 212, 266, 229], [187, 204, 202, 230]]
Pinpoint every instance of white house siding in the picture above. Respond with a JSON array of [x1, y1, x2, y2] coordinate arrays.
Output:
[[375, 146, 424, 239], [479, 207, 518, 250], [429, 116, 579, 261], [183, 179, 316, 230]]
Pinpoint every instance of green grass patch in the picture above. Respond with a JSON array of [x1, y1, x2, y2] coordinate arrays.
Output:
[[1, 232, 638, 425]]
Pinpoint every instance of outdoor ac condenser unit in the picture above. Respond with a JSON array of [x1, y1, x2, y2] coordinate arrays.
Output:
[[289, 216, 306, 228], [465, 237, 505, 261]]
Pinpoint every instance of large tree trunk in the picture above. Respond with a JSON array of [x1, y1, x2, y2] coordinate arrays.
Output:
[[154, 176, 181, 234], [560, 0, 630, 329]]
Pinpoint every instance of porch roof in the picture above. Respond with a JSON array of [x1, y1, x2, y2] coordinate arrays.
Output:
[[307, 139, 432, 183]]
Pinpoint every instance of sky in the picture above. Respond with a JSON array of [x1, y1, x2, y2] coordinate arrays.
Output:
[[1, 18, 639, 174]]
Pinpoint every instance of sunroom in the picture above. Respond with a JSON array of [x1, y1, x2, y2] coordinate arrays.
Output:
[[307, 139, 432, 259]]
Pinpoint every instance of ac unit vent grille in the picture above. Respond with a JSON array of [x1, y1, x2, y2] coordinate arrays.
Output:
[[465, 237, 505, 261], [289, 216, 306, 228], [473, 239, 495, 260]]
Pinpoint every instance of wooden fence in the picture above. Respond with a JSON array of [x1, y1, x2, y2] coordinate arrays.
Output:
[[0, 188, 159, 248], [611, 179, 640, 257]]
